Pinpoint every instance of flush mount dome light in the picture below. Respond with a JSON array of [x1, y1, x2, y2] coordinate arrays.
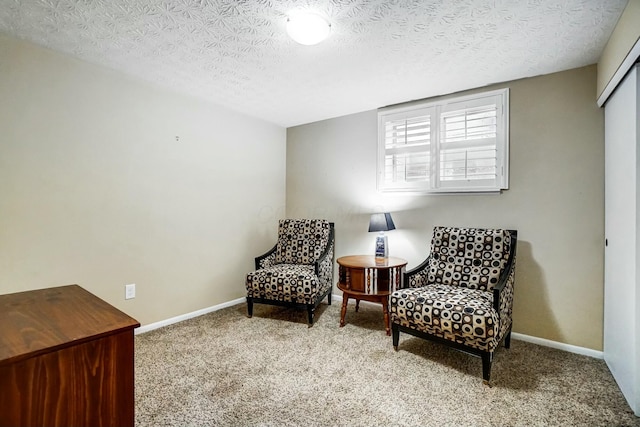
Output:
[[286, 12, 331, 45]]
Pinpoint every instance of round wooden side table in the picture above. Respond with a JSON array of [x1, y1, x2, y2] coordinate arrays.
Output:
[[336, 255, 407, 335]]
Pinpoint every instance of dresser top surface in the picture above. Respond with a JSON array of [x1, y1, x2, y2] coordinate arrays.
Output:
[[0, 285, 140, 365]]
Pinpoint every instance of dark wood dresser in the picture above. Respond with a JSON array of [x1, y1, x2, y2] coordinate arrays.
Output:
[[0, 285, 140, 427]]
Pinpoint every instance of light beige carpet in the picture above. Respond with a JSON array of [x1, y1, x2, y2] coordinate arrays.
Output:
[[135, 300, 639, 426]]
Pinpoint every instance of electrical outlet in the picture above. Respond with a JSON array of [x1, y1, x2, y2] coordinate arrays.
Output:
[[125, 283, 136, 300]]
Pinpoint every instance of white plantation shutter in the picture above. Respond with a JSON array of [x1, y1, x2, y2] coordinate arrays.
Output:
[[378, 89, 509, 193], [380, 108, 433, 190], [438, 94, 503, 189]]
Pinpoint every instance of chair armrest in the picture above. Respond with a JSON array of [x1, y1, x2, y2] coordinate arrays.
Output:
[[492, 230, 518, 319], [255, 244, 277, 270], [492, 260, 516, 343], [402, 256, 431, 289], [314, 225, 335, 283]]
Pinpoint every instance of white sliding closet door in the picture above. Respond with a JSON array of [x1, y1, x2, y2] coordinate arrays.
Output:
[[604, 64, 639, 416]]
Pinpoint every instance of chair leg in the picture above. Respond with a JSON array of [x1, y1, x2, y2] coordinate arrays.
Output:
[[246, 297, 253, 318], [504, 328, 512, 349], [307, 305, 314, 326], [327, 292, 332, 306], [481, 352, 493, 384], [392, 323, 400, 350]]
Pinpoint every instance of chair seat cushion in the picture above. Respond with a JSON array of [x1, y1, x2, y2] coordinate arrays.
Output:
[[246, 264, 328, 305], [390, 284, 500, 351]]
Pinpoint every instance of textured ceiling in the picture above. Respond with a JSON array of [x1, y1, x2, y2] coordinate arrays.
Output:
[[0, 0, 629, 127]]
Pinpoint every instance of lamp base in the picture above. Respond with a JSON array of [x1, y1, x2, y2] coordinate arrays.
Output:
[[375, 235, 388, 258]]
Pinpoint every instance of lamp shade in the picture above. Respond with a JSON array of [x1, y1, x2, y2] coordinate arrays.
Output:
[[368, 213, 396, 232]]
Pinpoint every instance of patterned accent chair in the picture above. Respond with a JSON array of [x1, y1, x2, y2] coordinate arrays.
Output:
[[246, 219, 335, 326], [390, 226, 517, 383]]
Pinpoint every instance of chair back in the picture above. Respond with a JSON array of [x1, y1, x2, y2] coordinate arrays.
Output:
[[427, 226, 513, 291], [275, 219, 331, 265]]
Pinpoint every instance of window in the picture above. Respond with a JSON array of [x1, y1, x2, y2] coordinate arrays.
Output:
[[377, 88, 509, 193]]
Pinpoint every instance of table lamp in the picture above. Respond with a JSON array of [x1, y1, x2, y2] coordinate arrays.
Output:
[[369, 213, 395, 258]]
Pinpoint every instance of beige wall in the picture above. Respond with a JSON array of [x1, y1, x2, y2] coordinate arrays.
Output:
[[287, 65, 605, 350], [0, 32, 606, 350], [597, 0, 640, 99], [0, 34, 286, 325]]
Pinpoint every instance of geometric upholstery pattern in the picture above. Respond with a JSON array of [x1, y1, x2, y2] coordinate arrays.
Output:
[[391, 226, 517, 383], [391, 284, 499, 351], [428, 227, 512, 290], [275, 219, 331, 265], [246, 264, 321, 305], [246, 219, 335, 326], [408, 227, 512, 291]]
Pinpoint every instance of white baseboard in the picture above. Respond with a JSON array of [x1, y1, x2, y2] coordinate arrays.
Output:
[[511, 332, 603, 359], [135, 297, 245, 335], [137, 294, 605, 360], [332, 293, 604, 360]]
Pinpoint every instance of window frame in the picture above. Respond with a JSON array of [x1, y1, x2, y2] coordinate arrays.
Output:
[[377, 88, 509, 194]]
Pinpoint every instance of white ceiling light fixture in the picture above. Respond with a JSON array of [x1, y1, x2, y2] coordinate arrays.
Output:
[[286, 12, 331, 46]]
